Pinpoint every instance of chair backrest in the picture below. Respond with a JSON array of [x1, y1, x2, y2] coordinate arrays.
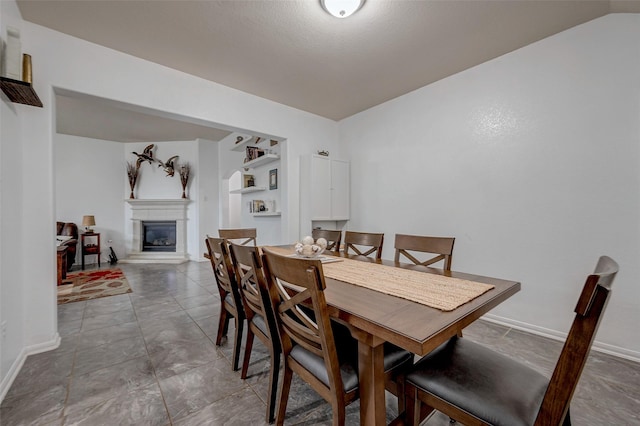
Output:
[[228, 242, 280, 344], [394, 234, 455, 270], [206, 236, 243, 310], [534, 255, 618, 425], [261, 249, 345, 395], [344, 231, 384, 260], [218, 228, 257, 246], [312, 229, 342, 252]]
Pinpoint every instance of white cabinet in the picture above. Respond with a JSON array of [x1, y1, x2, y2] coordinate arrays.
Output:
[[329, 159, 350, 220], [301, 155, 349, 221]]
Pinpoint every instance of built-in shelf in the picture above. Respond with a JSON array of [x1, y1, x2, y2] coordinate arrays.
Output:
[[252, 212, 281, 217], [0, 76, 43, 107], [242, 154, 279, 169], [231, 136, 279, 152], [231, 136, 258, 152], [229, 186, 266, 194]]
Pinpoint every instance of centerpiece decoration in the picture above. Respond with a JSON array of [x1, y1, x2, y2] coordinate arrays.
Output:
[[295, 236, 328, 258]]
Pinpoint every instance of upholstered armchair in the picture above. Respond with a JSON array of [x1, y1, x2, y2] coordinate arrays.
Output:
[[56, 222, 78, 271]]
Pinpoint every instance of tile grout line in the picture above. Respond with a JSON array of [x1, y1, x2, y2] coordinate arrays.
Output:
[[58, 294, 89, 425], [130, 289, 175, 426]]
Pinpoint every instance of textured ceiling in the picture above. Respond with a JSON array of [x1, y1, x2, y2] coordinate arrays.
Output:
[[17, 0, 640, 142]]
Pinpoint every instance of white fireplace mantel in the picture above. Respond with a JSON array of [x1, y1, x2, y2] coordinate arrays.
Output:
[[122, 199, 191, 264], [126, 198, 190, 209]]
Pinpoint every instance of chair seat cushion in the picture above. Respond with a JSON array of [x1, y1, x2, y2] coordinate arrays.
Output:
[[383, 342, 413, 373], [406, 337, 549, 426], [251, 313, 268, 336], [288, 331, 413, 395], [224, 293, 235, 308], [290, 345, 359, 393]]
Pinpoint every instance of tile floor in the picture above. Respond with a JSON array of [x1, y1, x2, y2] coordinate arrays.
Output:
[[1, 261, 639, 425]]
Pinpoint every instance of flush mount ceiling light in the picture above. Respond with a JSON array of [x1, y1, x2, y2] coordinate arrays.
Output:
[[320, 0, 365, 18]]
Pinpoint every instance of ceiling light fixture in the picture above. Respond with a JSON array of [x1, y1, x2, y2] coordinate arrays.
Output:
[[320, 0, 365, 18]]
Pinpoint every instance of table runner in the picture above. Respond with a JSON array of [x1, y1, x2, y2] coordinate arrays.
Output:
[[265, 247, 494, 311], [323, 258, 493, 311]]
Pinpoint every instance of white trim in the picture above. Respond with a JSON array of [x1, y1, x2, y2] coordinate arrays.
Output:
[[0, 334, 60, 403], [482, 314, 640, 363]]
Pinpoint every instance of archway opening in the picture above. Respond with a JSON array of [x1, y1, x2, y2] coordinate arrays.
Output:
[[222, 170, 242, 228]]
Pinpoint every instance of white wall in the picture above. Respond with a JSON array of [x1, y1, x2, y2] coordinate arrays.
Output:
[[55, 134, 127, 264], [0, 0, 41, 401], [0, 0, 339, 399], [197, 138, 220, 259], [226, 171, 242, 228], [0, 20, 26, 400], [341, 14, 640, 359]]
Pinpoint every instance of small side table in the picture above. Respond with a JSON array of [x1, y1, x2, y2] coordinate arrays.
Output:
[[81, 232, 101, 270], [57, 245, 68, 285]]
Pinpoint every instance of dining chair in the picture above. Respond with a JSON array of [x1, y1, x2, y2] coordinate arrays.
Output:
[[403, 255, 619, 426], [218, 228, 257, 246], [205, 236, 245, 371], [394, 234, 455, 270], [261, 249, 413, 425], [343, 231, 384, 260], [311, 228, 342, 252], [228, 242, 281, 424]]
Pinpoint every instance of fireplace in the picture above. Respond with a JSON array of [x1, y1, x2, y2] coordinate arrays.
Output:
[[142, 221, 176, 252], [124, 199, 190, 264]]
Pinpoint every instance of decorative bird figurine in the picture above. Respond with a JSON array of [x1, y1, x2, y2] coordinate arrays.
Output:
[[132, 144, 155, 169], [157, 155, 179, 177]]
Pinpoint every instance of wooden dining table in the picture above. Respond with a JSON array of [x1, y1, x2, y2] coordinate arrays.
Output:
[[299, 251, 521, 425]]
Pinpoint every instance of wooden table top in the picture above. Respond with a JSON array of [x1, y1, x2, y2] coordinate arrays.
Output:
[[306, 251, 520, 356], [223, 244, 520, 355]]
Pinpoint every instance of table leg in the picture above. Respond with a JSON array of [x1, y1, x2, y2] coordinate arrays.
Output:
[[62, 255, 67, 279], [57, 252, 63, 286], [358, 339, 386, 425], [57, 246, 68, 286]]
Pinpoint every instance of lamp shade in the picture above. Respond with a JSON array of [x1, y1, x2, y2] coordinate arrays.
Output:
[[320, 0, 365, 18], [82, 215, 96, 227]]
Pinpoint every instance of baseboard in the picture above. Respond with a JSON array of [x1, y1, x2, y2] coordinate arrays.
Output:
[[0, 333, 61, 403], [119, 256, 189, 264], [0, 347, 27, 403], [26, 333, 61, 356], [482, 314, 640, 363]]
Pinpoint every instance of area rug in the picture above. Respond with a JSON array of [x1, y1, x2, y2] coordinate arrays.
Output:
[[57, 268, 132, 305]]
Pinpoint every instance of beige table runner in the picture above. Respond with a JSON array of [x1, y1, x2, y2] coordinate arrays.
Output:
[[264, 247, 494, 311], [323, 258, 493, 311]]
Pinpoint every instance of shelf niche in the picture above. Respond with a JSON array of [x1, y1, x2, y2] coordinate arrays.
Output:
[[0, 76, 43, 107]]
